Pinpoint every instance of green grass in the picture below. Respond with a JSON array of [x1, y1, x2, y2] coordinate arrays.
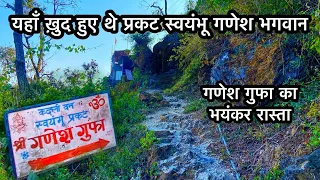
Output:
[[184, 98, 208, 113]]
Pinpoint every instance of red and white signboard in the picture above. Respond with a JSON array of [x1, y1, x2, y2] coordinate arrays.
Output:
[[5, 93, 117, 179]]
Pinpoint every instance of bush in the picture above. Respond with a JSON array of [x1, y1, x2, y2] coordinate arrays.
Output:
[[140, 131, 157, 150], [184, 98, 208, 113]]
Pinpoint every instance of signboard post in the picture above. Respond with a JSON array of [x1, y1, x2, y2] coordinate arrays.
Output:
[[4, 92, 117, 179]]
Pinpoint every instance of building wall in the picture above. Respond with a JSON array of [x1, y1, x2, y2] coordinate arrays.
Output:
[[115, 71, 122, 81]]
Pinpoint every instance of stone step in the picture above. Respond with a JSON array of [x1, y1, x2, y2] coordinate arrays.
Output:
[[154, 130, 174, 137]]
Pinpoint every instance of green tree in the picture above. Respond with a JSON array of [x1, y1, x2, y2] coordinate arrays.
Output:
[[2, 0, 85, 92], [129, 32, 154, 73], [0, 46, 16, 79]]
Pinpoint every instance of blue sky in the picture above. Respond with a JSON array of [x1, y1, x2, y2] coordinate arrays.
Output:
[[0, 0, 186, 78]]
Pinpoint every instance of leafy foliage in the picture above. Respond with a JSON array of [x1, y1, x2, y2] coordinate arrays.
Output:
[[140, 131, 157, 150], [0, 47, 16, 79], [307, 122, 320, 148], [128, 32, 154, 72], [253, 165, 283, 180], [165, 34, 208, 94], [264, 165, 284, 180], [183, 98, 207, 113]]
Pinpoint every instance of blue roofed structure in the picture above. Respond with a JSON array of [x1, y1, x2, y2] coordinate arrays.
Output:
[[109, 50, 134, 85]]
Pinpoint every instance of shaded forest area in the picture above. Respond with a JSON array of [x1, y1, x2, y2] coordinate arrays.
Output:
[[0, 0, 320, 179]]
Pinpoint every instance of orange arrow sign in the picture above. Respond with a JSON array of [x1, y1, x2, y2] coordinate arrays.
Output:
[[28, 138, 110, 170]]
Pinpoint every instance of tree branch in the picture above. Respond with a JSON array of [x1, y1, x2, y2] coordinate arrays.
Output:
[[23, 34, 40, 80], [23, 34, 33, 49], [151, 2, 164, 15], [1, 0, 15, 11], [5, 3, 15, 10], [141, 0, 168, 15], [40, 72, 53, 78]]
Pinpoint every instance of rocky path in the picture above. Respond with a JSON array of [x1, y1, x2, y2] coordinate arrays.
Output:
[[143, 90, 236, 180]]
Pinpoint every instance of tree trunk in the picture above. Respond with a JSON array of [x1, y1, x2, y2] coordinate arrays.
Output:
[[165, 0, 167, 15], [34, 29, 45, 80], [14, 0, 29, 93]]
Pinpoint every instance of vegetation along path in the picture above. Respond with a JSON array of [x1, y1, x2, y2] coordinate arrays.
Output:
[[143, 90, 237, 180]]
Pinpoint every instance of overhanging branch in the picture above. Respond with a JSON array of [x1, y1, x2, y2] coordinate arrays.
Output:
[[151, 2, 164, 15], [1, 0, 15, 11]]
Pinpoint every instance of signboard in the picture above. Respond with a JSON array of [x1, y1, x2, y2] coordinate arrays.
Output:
[[5, 93, 117, 179]]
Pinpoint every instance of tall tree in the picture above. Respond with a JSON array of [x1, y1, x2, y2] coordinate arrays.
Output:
[[13, 0, 29, 93], [23, 0, 79, 81], [2, 0, 82, 82], [0, 46, 16, 79], [129, 32, 154, 72]]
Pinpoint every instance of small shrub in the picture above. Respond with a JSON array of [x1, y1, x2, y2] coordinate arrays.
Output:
[[263, 165, 284, 180], [184, 98, 207, 113], [307, 122, 320, 148], [147, 162, 161, 179], [140, 131, 157, 150]]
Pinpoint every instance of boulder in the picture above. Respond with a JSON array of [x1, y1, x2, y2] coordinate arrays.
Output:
[[273, 37, 307, 85], [280, 148, 320, 180], [154, 130, 173, 137], [154, 144, 177, 160], [134, 47, 154, 73], [307, 148, 320, 169], [208, 35, 306, 86], [160, 115, 168, 122], [160, 100, 170, 107], [138, 92, 151, 102], [138, 92, 163, 103], [152, 32, 180, 74], [210, 51, 247, 85]]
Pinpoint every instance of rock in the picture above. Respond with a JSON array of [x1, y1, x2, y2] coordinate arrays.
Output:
[[139, 92, 151, 102], [273, 38, 307, 85], [198, 63, 212, 86], [307, 148, 320, 169], [181, 135, 192, 144], [159, 138, 172, 144], [160, 115, 168, 122], [149, 78, 156, 86], [210, 51, 247, 85], [172, 115, 181, 121], [152, 32, 180, 74], [144, 91, 236, 180], [169, 125, 177, 130], [159, 170, 180, 180], [281, 165, 309, 180], [139, 92, 164, 105], [151, 92, 163, 101], [279, 154, 295, 170], [155, 144, 177, 160], [134, 47, 154, 72], [222, 174, 237, 180], [259, 168, 268, 176], [154, 130, 173, 137], [280, 148, 320, 180], [160, 100, 170, 107], [209, 36, 306, 86]]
